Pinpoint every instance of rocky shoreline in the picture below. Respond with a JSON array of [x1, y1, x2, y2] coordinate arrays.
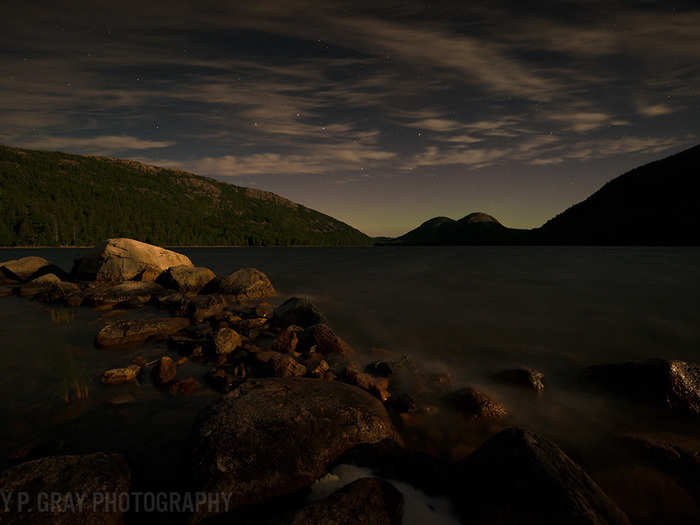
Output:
[[1, 238, 699, 524]]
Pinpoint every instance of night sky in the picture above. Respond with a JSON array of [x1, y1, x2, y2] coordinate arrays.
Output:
[[2, 1, 699, 236]]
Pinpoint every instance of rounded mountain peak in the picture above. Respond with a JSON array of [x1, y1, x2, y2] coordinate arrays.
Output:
[[460, 212, 501, 225]]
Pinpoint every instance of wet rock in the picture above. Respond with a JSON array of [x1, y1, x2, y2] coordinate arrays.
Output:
[[493, 367, 545, 392], [365, 361, 393, 378], [0, 452, 131, 525], [213, 327, 242, 355], [272, 355, 307, 377], [586, 359, 700, 415], [304, 323, 354, 357], [219, 268, 276, 299], [273, 297, 327, 328], [254, 302, 274, 318], [156, 265, 216, 293], [345, 368, 391, 402], [189, 377, 397, 522], [176, 357, 189, 366], [306, 357, 330, 379], [187, 294, 230, 323], [616, 434, 700, 500], [168, 377, 200, 395], [443, 387, 507, 420], [153, 356, 177, 385], [0, 285, 15, 297], [102, 364, 141, 384], [86, 281, 165, 307], [72, 238, 193, 282], [267, 478, 403, 525], [20, 275, 79, 300], [95, 316, 190, 347], [131, 356, 148, 367], [0, 256, 66, 282], [271, 325, 303, 353], [453, 427, 630, 525]]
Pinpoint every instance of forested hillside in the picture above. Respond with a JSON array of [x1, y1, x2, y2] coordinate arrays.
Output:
[[0, 145, 371, 246]]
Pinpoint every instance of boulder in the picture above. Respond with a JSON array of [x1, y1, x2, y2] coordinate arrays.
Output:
[[95, 317, 190, 347], [86, 281, 166, 306], [0, 452, 131, 525], [304, 323, 354, 357], [187, 294, 231, 323], [72, 238, 193, 281], [0, 256, 66, 282], [267, 478, 403, 525], [345, 368, 391, 402], [453, 427, 630, 525], [213, 327, 242, 355], [219, 268, 276, 299], [443, 387, 507, 420], [168, 377, 200, 395], [307, 358, 330, 379], [153, 356, 177, 385], [271, 325, 303, 353], [272, 355, 307, 377], [189, 378, 397, 522], [18, 274, 79, 299], [156, 265, 216, 293], [273, 297, 327, 328], [493, 367, 545, 392], [586, 359, 700, 415], [102, 364, 141, 384]]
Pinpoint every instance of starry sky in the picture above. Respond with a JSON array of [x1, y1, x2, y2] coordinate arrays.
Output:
[[2, 1, 699, 236]]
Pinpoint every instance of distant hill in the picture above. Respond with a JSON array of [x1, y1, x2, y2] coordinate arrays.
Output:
[[391, 145, 700, 245], [538, 144, 700, 245], [392, 212, 532, 245], [0, 145, 371, 246]]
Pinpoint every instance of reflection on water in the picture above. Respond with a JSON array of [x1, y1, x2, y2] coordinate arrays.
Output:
[[0, 246, 699, 520]]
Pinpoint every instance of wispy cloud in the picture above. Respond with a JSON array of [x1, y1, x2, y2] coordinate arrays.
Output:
[[16, 136, 176, 153]]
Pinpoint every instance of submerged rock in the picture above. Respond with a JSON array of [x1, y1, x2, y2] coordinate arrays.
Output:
[[72, 238, 193, 281], [273, 297, 327, 328], [86, 281, 166, 306], [156, 265, 216, 294], [267, 478, 403, 525], [586, 359, 700, 415], [153, 356, 177, 385], [0, 452, 131, 525], [168, 377, 200, 395], [454, 427, 630, 525], [219, 268, 276, 299], [443, 387, 507, 420], [189, 378, 396, 522], [102, 364, 141, 384], [95, 316, 190, 347], [493, 367, 545, 392]]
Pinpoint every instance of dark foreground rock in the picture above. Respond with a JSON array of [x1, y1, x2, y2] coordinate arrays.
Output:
[[493, 367, 545, 392], [0, 452, 131, 525], [454, 427, 630, 525], [156, 265, 217, 294], [265, 478, 403, 525], [95, 317, 190, 347], [72, 238, 193, 281], [273, 297, 327, 328], [586, 359, 700, 415], [219, 268, 276, 299], [189, 378, 397, 523]]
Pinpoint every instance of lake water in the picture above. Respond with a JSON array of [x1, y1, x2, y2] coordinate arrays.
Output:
[[1, 246, 699, 522]]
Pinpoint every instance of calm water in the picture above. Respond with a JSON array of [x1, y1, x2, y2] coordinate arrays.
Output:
[[1, 247, 699, 518]]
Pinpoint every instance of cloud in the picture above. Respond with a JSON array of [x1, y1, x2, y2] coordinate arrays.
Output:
[[637, 103, 675, 117], [546, 112, 613, 133]]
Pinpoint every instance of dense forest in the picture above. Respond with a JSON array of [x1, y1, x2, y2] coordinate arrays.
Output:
[[0, 145, 371, 246]]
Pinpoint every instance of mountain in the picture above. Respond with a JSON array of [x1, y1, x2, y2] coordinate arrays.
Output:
[[0, 145, 371, 246], [393, 212, 532, 245], [538, 144, 700, 245], [392, 145, 700, 246]]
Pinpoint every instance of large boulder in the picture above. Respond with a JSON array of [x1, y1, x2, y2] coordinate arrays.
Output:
[[72, 238, 193, 282], [219, 268, 276, 299], [266, 478, 404, 525], [304, 323, 355, 357], [95, 317, 190, 347], [0, 452, 131, 525], [189, 378, 397, 522], [586, 359, 700, 416], [273, 297, 327, 328], [156, 265, 216, 294], [453, 427, 630, 525], [0, 256, 67, 282]]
